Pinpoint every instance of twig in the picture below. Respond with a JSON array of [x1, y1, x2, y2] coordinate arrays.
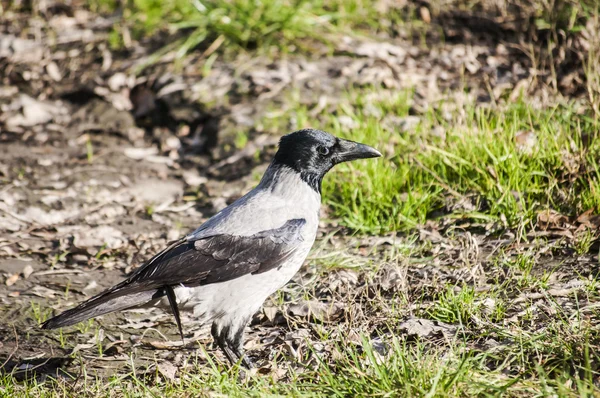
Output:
[[32, 269, 85, 277]]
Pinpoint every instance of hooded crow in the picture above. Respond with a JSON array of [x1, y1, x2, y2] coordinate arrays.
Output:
[[41, 129, 381, 367]]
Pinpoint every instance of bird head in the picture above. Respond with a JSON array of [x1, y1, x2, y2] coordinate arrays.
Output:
[[273, 129, 381, 192]]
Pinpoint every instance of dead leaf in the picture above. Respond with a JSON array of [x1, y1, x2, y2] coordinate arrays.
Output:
[[70, 343, 96, 354], [116, 320, 158, 330], [83, 280, 98, 293], [26, 285, 59, 298], [343, 38, 407, 64], [287, 300, 344, 322], [123, 147, 158, 160], [144, 340, 186, 349], [46, 62, 62, 81], [376, 265, 406, 292], [398, 318, 457, 338], [128, 179, 182, 205], [22, 264, 34, 279], [420, 7, 431, 24], [4, 94, 64, 128], [182, 169, 208, 186], [5, 273, 19, 286], [157, 361, 177, 381], [576, 210, 600, 228], [537, 209, 570, 230], [107, 73, 129, 92], [262, 306, 279, 323], [0, 34, 44, 63], [73, 225, 125, 254], [21, 206, 79, 226], [515, 130, 537, 154], [283, 328, 311, 359]]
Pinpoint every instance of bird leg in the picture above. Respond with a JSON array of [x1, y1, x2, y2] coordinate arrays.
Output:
[[211, 321, 254, 369]]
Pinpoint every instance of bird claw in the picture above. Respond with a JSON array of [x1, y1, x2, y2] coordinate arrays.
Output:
[[240, 354, 255, 369], [221, 344, 254, 369]]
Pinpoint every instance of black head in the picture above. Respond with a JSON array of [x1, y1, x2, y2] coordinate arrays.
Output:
[[273, 129, 381, 192]]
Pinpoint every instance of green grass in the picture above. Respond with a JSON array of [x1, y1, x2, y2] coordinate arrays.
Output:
[[10, 1, 600, 397], [261, 89, 600, 234], [5, 332, 599, 397], [425, 285, 480, 325], [88, 0, 411, 58]]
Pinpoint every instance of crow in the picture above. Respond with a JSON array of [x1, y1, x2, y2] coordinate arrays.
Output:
[[42, 129, 381, 367]]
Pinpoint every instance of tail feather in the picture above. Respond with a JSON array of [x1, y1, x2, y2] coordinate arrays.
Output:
[[41, 289, 159, 329]]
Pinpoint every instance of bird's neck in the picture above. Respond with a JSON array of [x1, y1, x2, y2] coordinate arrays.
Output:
[[260, 162, 323, 197]]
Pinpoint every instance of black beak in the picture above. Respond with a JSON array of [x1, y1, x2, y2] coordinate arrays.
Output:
[[335, 139, 382, 164]]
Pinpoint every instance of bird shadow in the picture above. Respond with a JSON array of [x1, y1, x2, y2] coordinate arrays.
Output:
[[0, 356, 74, 383]]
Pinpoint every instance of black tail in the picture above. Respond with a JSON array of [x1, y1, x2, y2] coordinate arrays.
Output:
[[41, 238, 188, 331], [41, 289, 159, 329]]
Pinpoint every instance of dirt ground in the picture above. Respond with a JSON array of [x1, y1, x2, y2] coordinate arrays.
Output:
[[1, 0, 600, 390]]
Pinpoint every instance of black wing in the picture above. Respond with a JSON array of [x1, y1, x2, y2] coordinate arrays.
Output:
[[127, 217, 306, 288], [42, 218, 307, 332]]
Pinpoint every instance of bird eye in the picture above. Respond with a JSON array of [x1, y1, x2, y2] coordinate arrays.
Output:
[[317, 146, 330, 156]]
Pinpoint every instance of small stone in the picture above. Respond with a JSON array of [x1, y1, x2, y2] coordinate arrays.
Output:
[[22, 264, 34, 279], [46, 62, 62, 81]]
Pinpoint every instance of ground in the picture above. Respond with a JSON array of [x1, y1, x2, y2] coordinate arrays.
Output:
[[1, 0, 600, 396]]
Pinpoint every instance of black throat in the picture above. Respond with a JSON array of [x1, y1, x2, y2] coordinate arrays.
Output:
[[299, 171, 323, 194], [267, 161, 324, 194]]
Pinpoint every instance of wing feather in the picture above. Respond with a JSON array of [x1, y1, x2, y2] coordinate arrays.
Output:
[[116, 218, 306, 292], [42, 218, 307, 330]]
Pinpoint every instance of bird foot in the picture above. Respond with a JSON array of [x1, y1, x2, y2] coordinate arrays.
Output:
[[222, 344, 255, 369], [241, 354, 255, 369]]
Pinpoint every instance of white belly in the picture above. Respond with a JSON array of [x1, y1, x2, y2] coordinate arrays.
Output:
[[167, 245, 311, 325]]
